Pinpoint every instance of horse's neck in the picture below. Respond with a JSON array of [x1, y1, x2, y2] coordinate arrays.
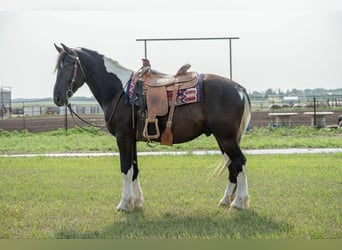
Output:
[[83, 55, 133, 108]]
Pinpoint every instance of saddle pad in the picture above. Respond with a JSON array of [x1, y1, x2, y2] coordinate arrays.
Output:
[[167, 79, 202, 106]]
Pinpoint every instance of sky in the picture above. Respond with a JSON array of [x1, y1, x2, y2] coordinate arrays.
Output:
[[0, 0, 341, 99]]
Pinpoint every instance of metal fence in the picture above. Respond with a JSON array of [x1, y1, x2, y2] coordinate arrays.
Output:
[[251, 95, 342, 112], [8, 103, 104, 117], [1, 95, 341, 132]]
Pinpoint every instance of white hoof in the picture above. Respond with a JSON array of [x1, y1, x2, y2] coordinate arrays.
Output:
[[219, 197, 230, 207], [230, 195, 249, 210], [133, 197, 144, 208], [132, 179, 144, 208], [116, 198, 134, 212], [219, 194, 235, 207]]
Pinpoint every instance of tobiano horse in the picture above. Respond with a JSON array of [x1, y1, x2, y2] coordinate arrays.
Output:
[[53, 43, 251, 212]]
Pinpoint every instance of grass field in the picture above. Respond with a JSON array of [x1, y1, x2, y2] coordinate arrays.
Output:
[[0, 154, 341, 239], [0, 126, 342, 154]]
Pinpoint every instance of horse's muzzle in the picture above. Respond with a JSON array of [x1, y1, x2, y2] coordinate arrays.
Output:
[[54, 94, 68, 106]]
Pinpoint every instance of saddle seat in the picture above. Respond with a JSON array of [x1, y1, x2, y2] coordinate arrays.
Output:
[[143, 70, 198, 90]]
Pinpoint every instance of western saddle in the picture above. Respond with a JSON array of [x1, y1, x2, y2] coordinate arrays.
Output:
[[131, 59, 199, 146]]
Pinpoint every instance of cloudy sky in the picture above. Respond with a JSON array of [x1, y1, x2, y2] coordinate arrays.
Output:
[[0, 0, 341, 99]]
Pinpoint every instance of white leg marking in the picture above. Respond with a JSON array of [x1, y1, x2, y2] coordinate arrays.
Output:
[[132, 178, 144, 208], [219, 181, 236, 207], [219, 153, 236, 206], [117, 167, 134, 212], [231, 165, 250, 210]]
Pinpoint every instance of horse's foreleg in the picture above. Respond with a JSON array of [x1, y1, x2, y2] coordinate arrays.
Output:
[[116, 138, 135, 212], [132, 142, 144, 208], [117, 166, 134, 212], [117, 171, 143, 211], [116, 138, 143, 212]]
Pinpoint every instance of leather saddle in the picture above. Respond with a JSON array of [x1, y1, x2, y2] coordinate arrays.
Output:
[[136, 64, 199, 145]]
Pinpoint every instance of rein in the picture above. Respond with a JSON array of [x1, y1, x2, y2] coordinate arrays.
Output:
[[67, 89, 124, 134], [67, 104, 105, 131]]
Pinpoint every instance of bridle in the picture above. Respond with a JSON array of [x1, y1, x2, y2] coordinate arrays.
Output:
[[60, 49, 123, 132], [63, 50, 87, 100]]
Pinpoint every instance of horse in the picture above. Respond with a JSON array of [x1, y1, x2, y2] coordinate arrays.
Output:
[[53, 43, 251, 212]]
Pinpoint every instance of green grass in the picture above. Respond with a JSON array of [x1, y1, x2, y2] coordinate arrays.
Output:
[[0, 126, 341, 154], [0, 154, 341, 239], [242, 126, 342, 149]]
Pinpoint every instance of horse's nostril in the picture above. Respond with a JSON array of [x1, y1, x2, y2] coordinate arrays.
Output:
[[55, 95, 61, 105]]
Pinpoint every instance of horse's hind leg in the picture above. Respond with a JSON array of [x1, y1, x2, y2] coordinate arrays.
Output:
[[216, 144, 236, 207], [218, 139, 249, 210], [219, 159, 237, 207], [230, 155, 249, 210]]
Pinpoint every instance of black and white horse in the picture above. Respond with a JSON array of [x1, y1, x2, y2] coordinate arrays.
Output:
[[53, 44, 251, 211]]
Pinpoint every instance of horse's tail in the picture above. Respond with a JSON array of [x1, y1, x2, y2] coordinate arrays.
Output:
[[237, 90, 251, 144]]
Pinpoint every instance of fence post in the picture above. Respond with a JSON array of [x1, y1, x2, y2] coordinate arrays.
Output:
[[22, 102, 25, 130], [313, 97, 317, 127], [64, 106, 68, 135]]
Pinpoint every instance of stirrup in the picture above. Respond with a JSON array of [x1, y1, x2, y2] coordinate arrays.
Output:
[[143, 118, 160, 140]]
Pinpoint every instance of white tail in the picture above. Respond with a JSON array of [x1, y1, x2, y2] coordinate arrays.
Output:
[[237, 91, 251, 144]]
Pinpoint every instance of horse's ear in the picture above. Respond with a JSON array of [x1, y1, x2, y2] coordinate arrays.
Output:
[[54, 43, 63, 53], [61, 43, 74, 55]]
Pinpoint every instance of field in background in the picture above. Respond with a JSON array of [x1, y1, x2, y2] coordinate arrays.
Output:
[[0, 126, 341, 154]]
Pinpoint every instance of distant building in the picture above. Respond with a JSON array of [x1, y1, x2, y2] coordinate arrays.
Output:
[[283, 96, 299, 102], [0, 87, 11, 117]]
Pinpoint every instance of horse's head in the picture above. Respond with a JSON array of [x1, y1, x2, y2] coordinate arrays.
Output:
[[53, 43, 87, 106]]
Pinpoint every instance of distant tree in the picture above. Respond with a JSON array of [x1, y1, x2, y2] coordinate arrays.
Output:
[[265, 88, 275, 96]]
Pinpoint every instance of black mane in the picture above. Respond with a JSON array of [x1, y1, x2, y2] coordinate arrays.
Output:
[[54, 51, 66, 72], [54, 48, 103, 73]]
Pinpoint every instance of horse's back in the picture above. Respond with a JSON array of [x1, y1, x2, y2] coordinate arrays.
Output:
[[202, 74, 247, 110]]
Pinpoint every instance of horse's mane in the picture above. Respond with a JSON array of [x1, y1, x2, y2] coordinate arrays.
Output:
[[54, 47, 96, 73], [54, 51, 66, 72], [54, 47, 132, 73]]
